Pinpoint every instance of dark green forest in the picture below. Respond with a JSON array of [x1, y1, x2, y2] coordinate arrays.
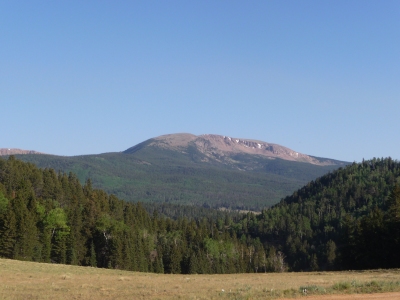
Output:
[[14, 145, 343, 211], [0, 156, 283, 274], [236, 157, 400, 271], [1, 156, 399, 273]]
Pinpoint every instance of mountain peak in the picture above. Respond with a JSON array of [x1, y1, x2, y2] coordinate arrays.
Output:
[[126, 133, 345, 167]]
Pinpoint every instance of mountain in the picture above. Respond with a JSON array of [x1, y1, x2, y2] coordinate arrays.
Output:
[[0, 148, 43, 156], [125, 133, 343, 167], [9, 133, 348, 210]]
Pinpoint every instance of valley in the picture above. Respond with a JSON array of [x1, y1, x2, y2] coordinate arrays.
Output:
[[4, 133, 348, 210], [0, 154, 399, 274], [1, 135, 400, 299]]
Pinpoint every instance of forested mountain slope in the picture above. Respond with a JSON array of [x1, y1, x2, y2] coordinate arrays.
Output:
[[0, 156, 284, 274], [235, 157, 400, 271], [11, 133, 347, 210], [1, 156, 399, 273]]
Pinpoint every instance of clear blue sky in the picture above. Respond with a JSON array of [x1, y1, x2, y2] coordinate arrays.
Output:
[[1, 1, 399, 162]]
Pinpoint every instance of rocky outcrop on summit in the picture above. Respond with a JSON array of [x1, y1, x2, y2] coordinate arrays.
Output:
[[140, 133, 344, 166], [0, 148, 43, 156]]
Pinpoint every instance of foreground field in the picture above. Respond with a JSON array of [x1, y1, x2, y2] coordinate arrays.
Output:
[[1, 259, 400, 300]]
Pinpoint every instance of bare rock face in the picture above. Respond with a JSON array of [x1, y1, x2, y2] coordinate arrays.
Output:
[[148, 133, 342, 166], [0, 148, 43, 156]]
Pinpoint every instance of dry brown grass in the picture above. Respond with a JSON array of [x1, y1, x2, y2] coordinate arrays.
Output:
[[1, 258, 400, 299]]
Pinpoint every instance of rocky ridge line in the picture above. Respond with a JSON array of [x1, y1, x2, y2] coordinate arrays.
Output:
[[0, 148, 43, 156]]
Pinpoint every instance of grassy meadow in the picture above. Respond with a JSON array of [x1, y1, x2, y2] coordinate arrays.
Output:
[[1, 258, 400, 299]]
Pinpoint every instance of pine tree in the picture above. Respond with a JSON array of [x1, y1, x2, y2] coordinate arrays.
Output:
[[0, 208, 17, 258], [188, 252, 199, 274], [89, 241, 97, 267], [169, 244, 182, 274], [310, 253, 319, 271], [385, 185, 400, 267], [387, 185, 400, 222], [325, 240, 336, 269]]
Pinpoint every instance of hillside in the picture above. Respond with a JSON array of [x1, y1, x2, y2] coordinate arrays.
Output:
[[235, 157, 400, 271], [1, 156, 400, 275], [10, 133, 347, 210], [0, 156, 289, 274]]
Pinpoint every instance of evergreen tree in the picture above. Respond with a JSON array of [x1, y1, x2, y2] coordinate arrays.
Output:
[[89, 241, 97, 267], [0, 208, 17, 258]]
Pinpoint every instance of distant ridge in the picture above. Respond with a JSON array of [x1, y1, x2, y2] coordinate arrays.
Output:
[[0, 148, 43, 156]]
